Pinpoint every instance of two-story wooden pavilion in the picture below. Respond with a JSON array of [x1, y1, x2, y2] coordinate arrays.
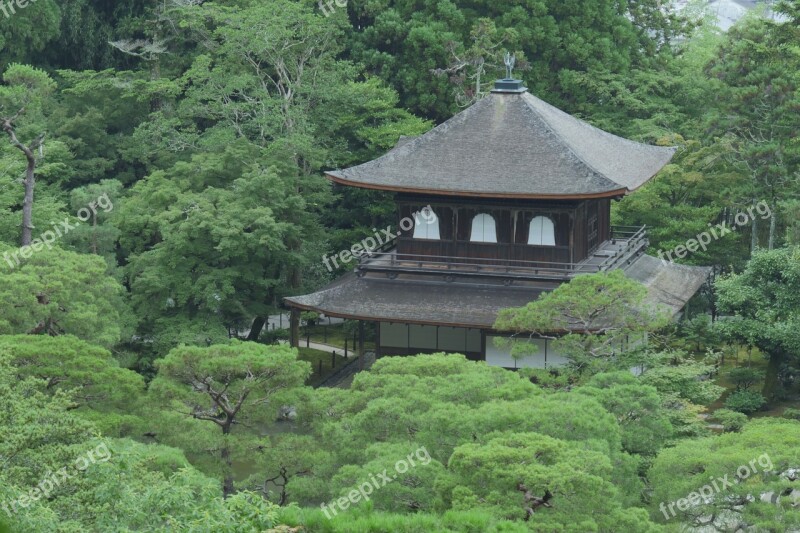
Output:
[[285, 78, 710, 368]]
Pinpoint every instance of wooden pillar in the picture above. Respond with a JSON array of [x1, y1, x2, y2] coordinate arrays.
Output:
[[568, 212, 575, 267], [375, 321, 382, 359], [544, 337, 548, 367], [289, 308, 300, 348], [358, 320, 365, 370]]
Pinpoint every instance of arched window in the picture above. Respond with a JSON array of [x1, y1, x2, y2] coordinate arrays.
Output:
[[470, 213, 497, 243], [528, 216, 556, 246], [413, 207, 440, 240]]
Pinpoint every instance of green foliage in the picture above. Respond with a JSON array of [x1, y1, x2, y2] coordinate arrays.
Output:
[[62, 180, 123, 263], [516, 367, 576, 391], [0, 351, 283, 531], [495, 271, 671, 372], [0, 335, 145, 436], [329, 442, 444, 514], [724, 390, 767, 414], [117, 143, 327, 352], [614, 139, 751, 270], [0, 245, 129, 347], [300, 311, 320, 326], [312, 77, 433, 168], [0, 176, 69, 247], [348, 0, 691, 120], [712, 408, 749, 433], [0, 63, 57, 111], [241, 434, 327, 507], [728, 366, 766, 392], [260, 327, 290, 345], [782, 408, 800, 421], [0, 4, 61, 70], [3, 437, 283, 532], [638, 353, 724, 405], [42, 1, 154, 71], [676, 315, 722, 352], [275, 504, 530, 533], [649, 419, 800, 529], [579, 372, 675, 456], [716, 247, 800, 399], [149, 341, 311, 494], [441, 432, 661, 531], [705, 10, 800, 250], [432, 18, 527, 107], [0, 354, 96, 489], [285, 355, 651, 521], [0, 2, 798, 531]]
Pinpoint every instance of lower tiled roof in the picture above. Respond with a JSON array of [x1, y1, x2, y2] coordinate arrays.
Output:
[[285, 255, 711, 328]]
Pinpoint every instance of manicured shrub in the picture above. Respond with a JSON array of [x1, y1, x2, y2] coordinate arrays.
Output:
[[712, 409, 748, 432], [782, 408, 800, 421], [724, 390, 766, 414]]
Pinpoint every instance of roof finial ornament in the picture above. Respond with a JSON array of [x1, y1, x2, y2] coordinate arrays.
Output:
[[504, 52, 516, 80], [493, 53, 526, 93]]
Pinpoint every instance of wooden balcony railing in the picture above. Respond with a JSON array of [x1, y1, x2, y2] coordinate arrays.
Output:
[[356, 225, 648, 282]]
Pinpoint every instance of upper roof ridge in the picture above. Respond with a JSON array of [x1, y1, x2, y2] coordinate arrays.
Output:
[[326, 90, 676, 199]]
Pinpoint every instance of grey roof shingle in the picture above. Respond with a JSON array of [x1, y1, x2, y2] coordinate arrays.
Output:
[[624, 255, 712, 317], [328, 91, 676, 198], [285, 272, 551, 328]]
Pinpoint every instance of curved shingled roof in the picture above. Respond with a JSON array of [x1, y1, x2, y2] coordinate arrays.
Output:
[[284, 255, 710, 328], [327, 90, 676, 199]]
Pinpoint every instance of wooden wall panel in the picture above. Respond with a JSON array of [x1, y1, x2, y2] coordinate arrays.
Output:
[[598, 199, 611, 243], [573, 202, 588, 262], [394, 194, 595, 267]]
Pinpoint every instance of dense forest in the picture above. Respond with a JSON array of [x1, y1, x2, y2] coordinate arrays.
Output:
[[1, 0, 799, 532]]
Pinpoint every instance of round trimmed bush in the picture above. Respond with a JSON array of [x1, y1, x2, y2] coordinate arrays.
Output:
[[724, 390, 766, 414]]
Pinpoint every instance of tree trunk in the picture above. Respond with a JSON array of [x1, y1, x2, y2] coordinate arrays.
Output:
[[475, 64, 482, 101], [21, 157, 35, 246], [762, 352, 782, 401], [1, 112, 41, 247], [768, 202, 777, 250], [247, 316, 266, 341], [290, 308, 300, 348], [750, 206, 759, 255], [221, 423, 234, 498]]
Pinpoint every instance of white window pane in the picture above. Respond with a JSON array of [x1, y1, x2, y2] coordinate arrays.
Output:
[[470, 213, 497, 243], [529, 217, 544, 244], [413, 207, 440, 240], [528, 216, 555, 246]]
